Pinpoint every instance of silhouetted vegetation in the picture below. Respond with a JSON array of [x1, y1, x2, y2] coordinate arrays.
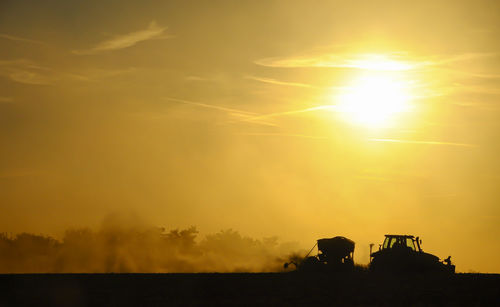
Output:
[[0, 227, 300, 273]]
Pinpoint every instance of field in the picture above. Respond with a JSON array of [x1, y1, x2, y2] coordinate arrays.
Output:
[[1, 272, 499, 306]]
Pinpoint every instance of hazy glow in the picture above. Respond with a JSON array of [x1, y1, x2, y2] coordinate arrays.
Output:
[[1, 0, 500, 273], [337, 72, 413, 128], [348, 54, 415, 71]]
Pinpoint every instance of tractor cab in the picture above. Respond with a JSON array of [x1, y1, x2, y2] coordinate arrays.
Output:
[[381, 235, 421, 252]]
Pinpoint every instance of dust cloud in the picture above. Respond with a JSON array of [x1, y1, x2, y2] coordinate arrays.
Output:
[[0, 214, 302, 273]]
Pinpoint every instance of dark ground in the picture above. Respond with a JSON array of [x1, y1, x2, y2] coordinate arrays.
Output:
[[1, 272, 499, 306]]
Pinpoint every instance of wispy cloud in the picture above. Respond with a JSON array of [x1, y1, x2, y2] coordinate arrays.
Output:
[[70, 67, 138, 82], [73, 21, 171, 55], [0, 59, 50, 71], [8, 70, 54, 85], [0, 34, 46, 45], [0, 58, 136, 85], [245, 75, 315, 88], [441, 68, 500, 80], [0, 59, 55, 85], [467, 73, 500, 79], [435, 52, 498, 65], [369, 138, 477, 148], [255, 52, 421, 71], [255, 50, 497, 71]]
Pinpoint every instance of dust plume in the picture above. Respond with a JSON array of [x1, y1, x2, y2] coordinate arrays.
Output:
[[0, 215, 301, 273]]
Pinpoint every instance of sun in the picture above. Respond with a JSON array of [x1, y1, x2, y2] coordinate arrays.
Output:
[[336, 73, 413, 128]]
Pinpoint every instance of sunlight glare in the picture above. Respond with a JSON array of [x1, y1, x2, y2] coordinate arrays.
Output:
[[337, 73, 413, 128]]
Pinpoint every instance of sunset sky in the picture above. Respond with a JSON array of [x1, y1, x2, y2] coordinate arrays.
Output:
[[1, 0, 500, 272]]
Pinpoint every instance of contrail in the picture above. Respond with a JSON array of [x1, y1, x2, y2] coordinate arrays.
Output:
[[236, 132, 328, 139], [245, 75, 315, 88], [164, 97, 277, 126], [165, 97, 256, 115], [235, 105, 337, 123], [166, 97, 337, 127]]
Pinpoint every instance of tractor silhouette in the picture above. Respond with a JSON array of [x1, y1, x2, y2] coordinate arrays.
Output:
[[370, 234, 455, 274]]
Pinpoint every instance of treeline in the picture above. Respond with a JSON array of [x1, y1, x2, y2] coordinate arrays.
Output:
[[0, 227, 301, 273]]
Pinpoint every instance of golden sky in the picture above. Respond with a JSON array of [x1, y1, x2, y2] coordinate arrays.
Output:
[[1, 0, 500, 272]]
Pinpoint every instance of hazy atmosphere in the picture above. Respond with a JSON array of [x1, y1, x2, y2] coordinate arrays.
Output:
[[1, 0, 500, 273]]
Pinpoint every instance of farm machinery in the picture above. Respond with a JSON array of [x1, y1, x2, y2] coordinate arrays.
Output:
[[284, 236, 355, 271], [369, 234, 455, 274], [285, 234, 455, 274]]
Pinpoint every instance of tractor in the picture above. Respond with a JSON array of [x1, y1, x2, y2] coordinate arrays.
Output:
[[284, 236, 355, 272], [369, 234, 455, 274]]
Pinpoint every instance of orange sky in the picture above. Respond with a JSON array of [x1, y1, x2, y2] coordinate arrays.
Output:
[[1, 0, 500, 272]]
